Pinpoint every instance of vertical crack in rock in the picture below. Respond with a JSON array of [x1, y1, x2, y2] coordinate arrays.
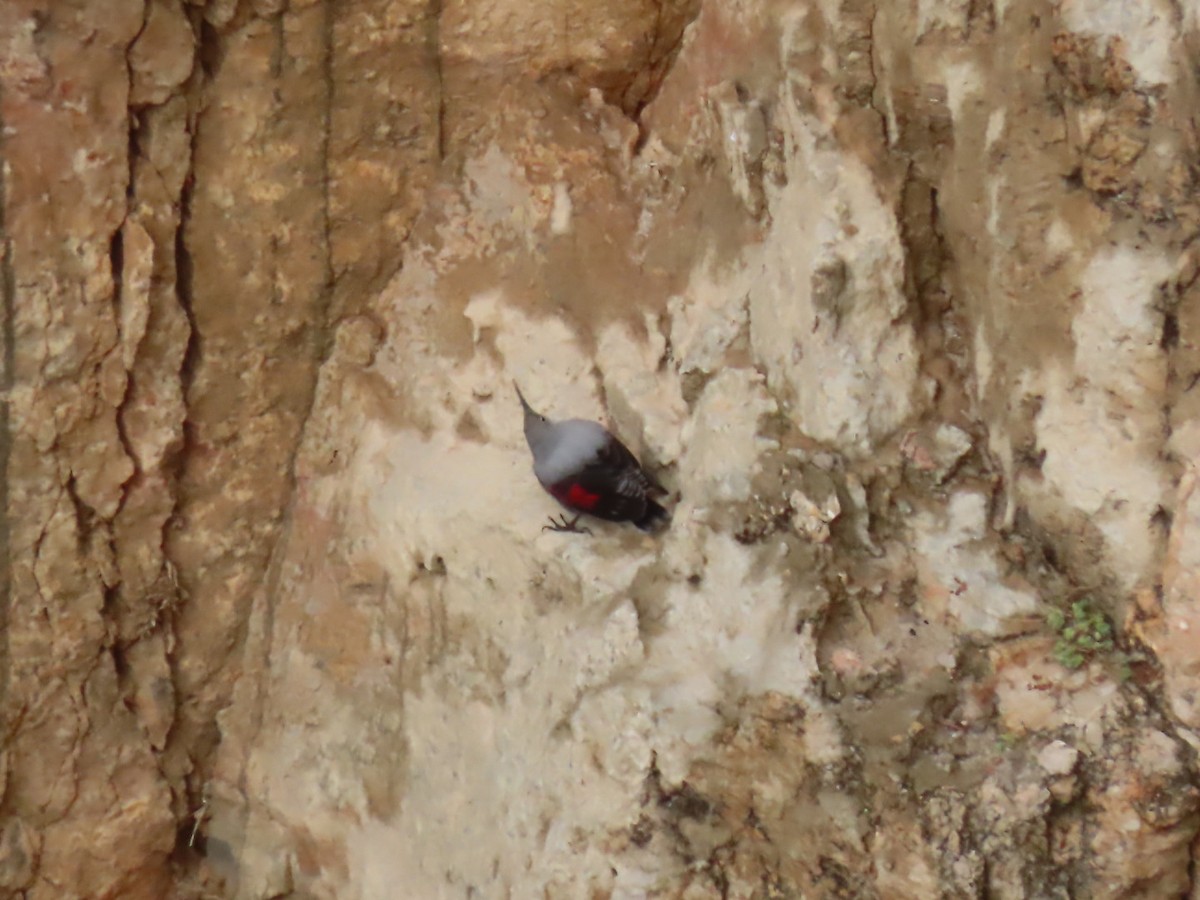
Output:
[[1, 0, 184, 891], [629, 0, 669, 119], [429, 0, 447, 162], [173, 8, 203, 461], [0, 82, 13, 723], [318, 0, 336, 329], [165, 32, 203, 775], [865, 5, 892, 147], [898, 166, 972, 436], [173, 175, 199, 477], [630, 0, 699, 120], [103, 0, 146, 556]]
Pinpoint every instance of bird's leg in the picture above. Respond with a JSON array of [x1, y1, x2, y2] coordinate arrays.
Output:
[[542, 514, 592, 535]]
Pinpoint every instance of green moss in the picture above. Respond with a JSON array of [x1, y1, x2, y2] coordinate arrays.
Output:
[[1045, 597, 1115, 669]]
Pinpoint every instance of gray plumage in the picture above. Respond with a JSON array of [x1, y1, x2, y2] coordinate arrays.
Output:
[[524, 412, 609, 486]]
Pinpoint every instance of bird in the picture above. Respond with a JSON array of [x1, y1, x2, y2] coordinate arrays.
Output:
[[515, 383, 670, 534]]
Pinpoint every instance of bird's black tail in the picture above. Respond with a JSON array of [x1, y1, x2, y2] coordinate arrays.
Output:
[[635, 498, 670, 532]]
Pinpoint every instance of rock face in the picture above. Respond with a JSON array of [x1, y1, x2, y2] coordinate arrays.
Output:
[[2, 0, 1199, 898]]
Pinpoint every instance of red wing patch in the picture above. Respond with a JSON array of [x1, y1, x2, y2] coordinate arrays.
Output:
[[552, 481, 601, 511]]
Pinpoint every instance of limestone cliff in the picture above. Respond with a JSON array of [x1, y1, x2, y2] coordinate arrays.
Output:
[[2, 0, 1199, 897]]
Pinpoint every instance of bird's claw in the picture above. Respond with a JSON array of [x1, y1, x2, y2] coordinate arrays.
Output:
[[542, 514, 592, 535]]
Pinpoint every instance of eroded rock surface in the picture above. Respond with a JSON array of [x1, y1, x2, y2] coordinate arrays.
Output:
[[2, 0, 1199, 897]]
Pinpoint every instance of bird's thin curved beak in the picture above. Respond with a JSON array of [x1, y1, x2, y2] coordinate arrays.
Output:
[[514, 381, 534, 414]]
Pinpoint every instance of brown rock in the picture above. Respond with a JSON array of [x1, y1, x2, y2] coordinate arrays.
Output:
[[4, 0, 1200, 896]]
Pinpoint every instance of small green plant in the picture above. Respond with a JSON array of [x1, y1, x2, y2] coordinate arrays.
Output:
[[1046, 597, 1115, 669]]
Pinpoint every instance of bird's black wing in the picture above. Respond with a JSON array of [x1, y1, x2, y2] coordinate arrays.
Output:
[[599, 435, 667, 494], [553, 436, 649, 522]]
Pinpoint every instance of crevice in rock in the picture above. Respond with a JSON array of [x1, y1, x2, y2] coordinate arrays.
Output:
[[318, 0, 337, 334], [169, 122, 201, 497], [1162, 308, 1180, 350], [0, 84, 13, 716], [629, 0, 700, 122], [428, 0, 447, 162], [1149, 274, 1186, 597], [865, 5, 892, 147], [269, 9, 285, 81], [127, 0, 151, 60], [107, 226, 125, 318], [196, 17, 225, 82], [897, 164, 975, 435], [159, 7, 210, 869], [106, 148, 141, 524]]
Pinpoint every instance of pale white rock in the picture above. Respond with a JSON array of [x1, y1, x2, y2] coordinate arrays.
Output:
[[843, 472, 879, 554], [1037, 740, 1080, 777], [943, 59, 984, 126], [747, 94, 918, 452], [913, 491, 1040, 637], [1044, 219, 1076, 257], [708, 81, 768, 212], [463, 290, 602, 425], [1029, 245, 1172, 589], [1073, 246, 1167, 390], [678, 368, 777, 507], [641, 530, 823, 783], [984, 173, 1004, 245], [280, 425, 656, 898], [902, 424, 974, 483], [462, 144, 545, 249], [1155, 466, 1200, 729], [118, 219, 154, 372], [985, 108, 1006, 150], [932, 424, 973, 478], [790, 487, 841, 542], [549, 181, 572, 234], [596, 316, 687, 464], [668, 264, 751, 376]]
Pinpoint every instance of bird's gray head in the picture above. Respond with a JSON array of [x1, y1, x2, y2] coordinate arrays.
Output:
[[515, 382, 554, 459]]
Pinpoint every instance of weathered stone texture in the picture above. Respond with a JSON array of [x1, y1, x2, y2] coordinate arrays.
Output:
[[3, 0, 1200, 897], [1, 1, 178, 896]]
